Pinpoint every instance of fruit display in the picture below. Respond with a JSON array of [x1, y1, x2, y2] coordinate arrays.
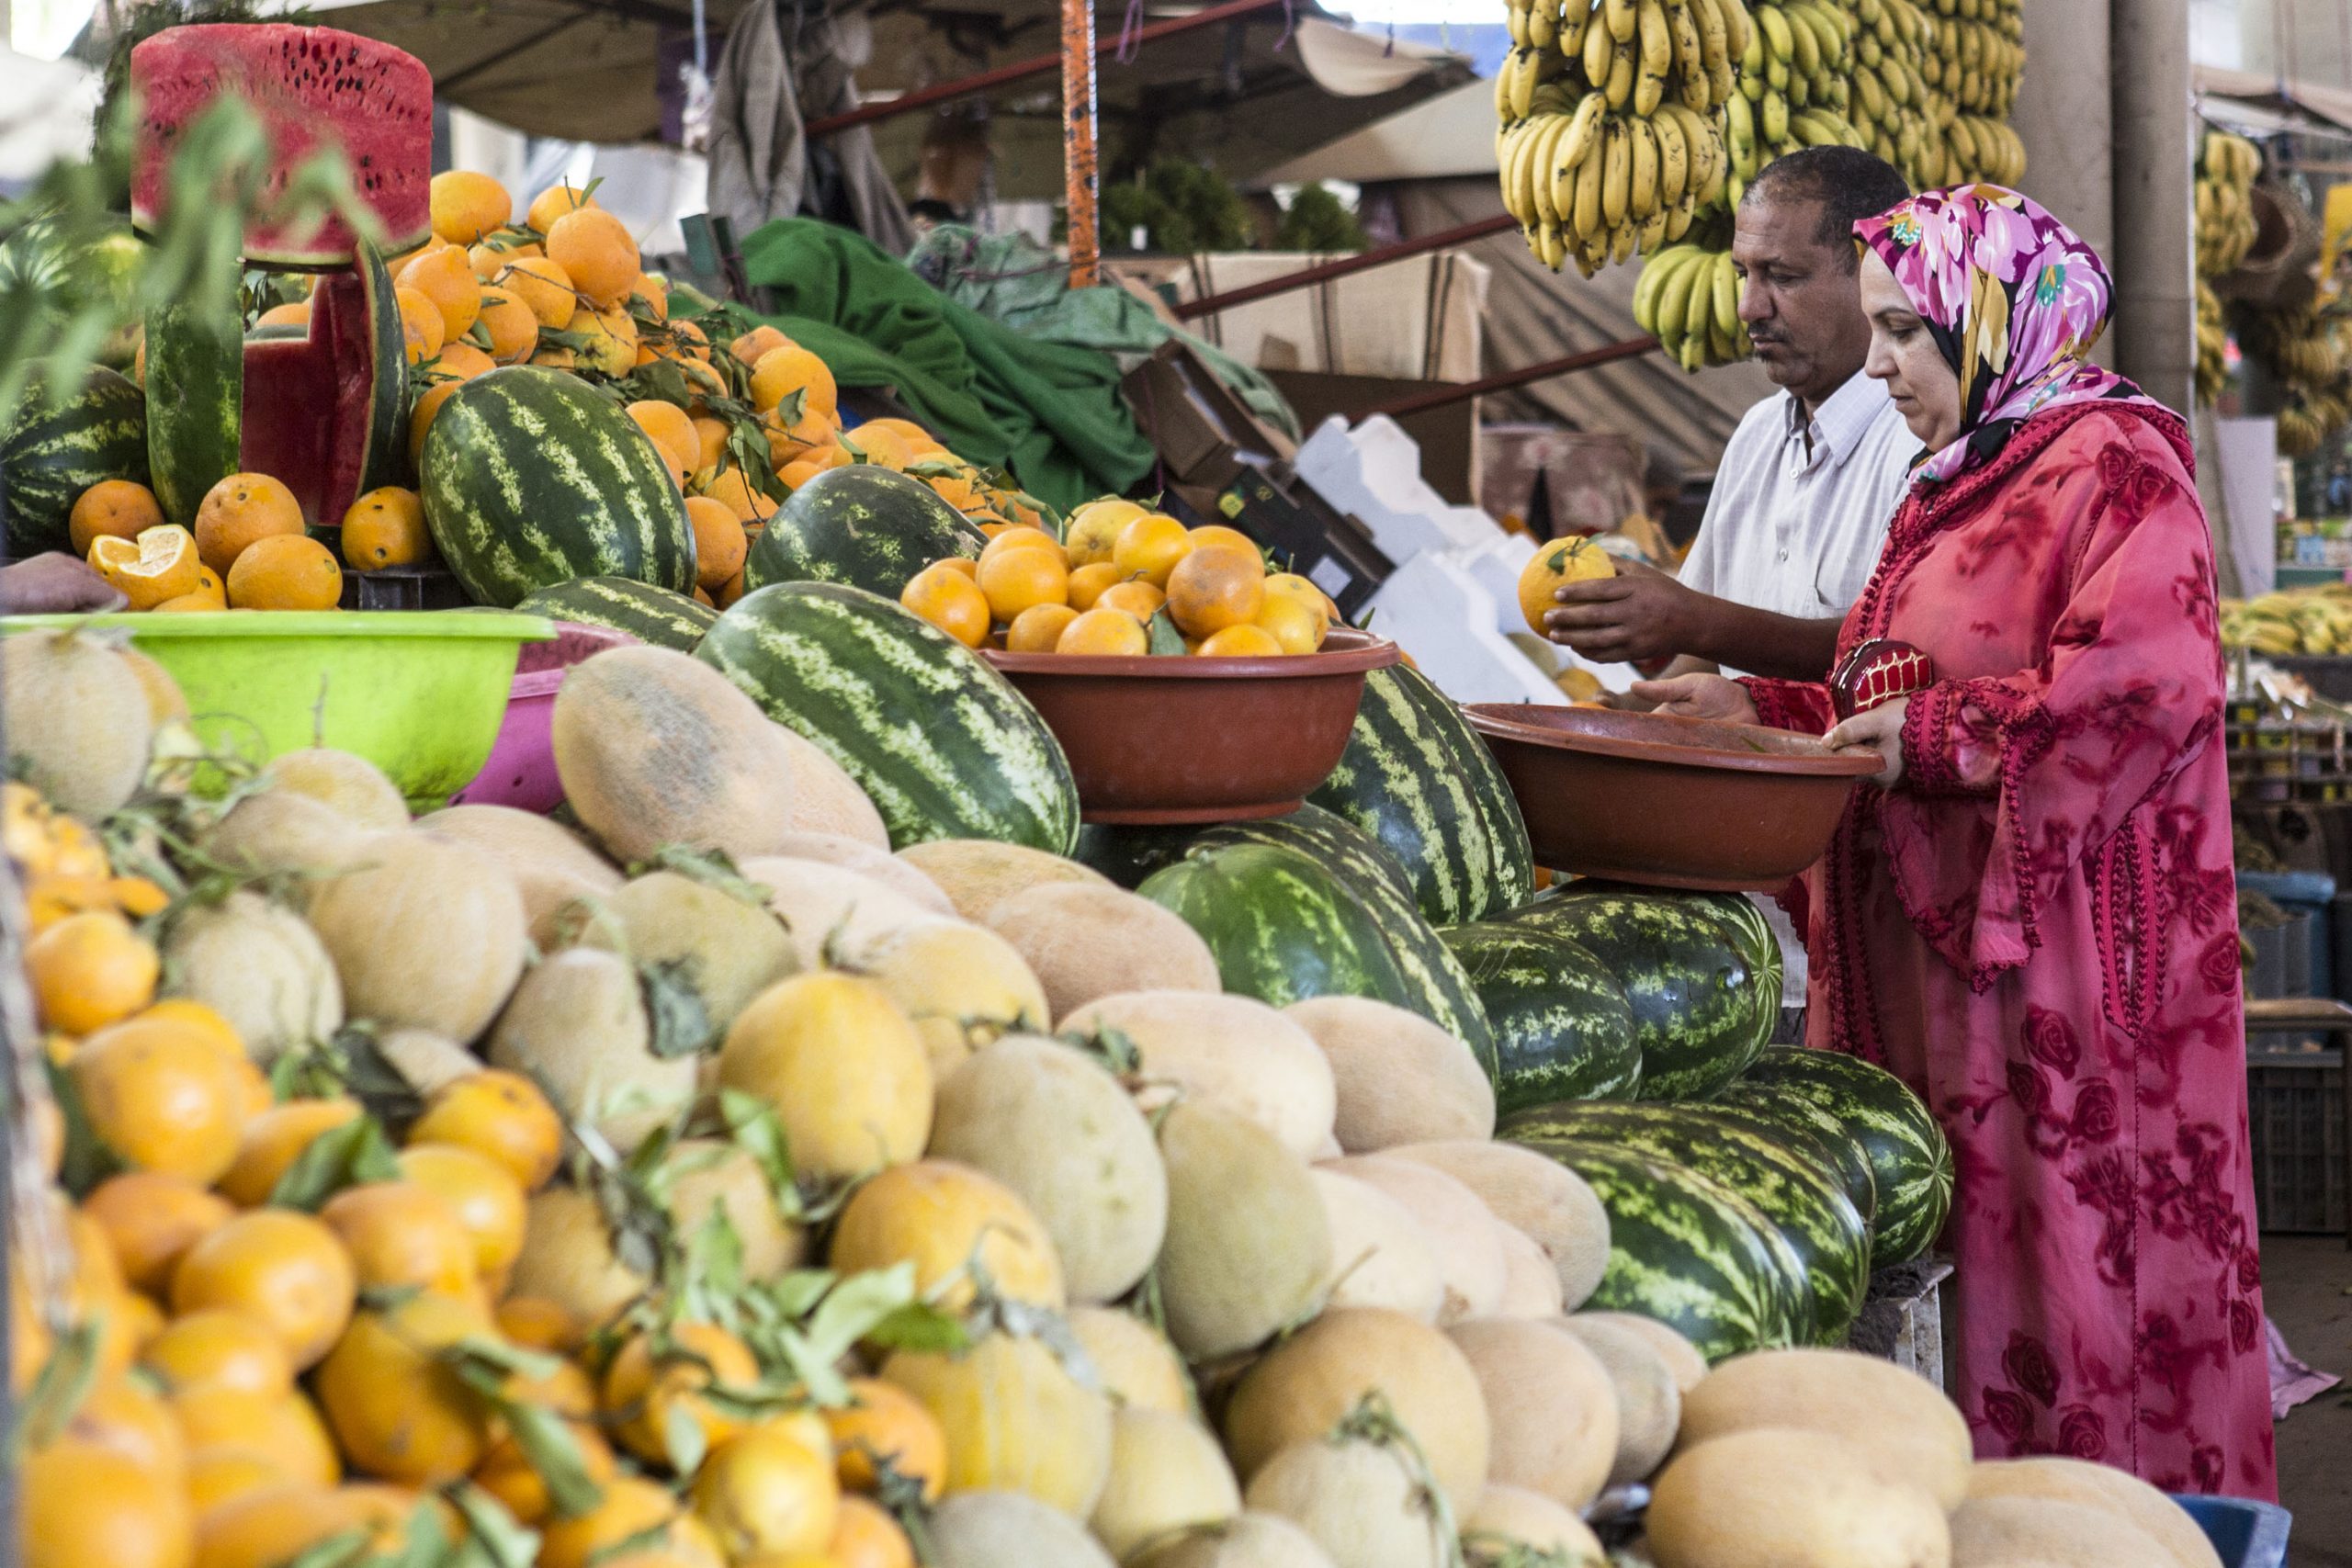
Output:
[[2194, 129, 2261, 281], [2239, 298, 2352, 457], [2221, 585, 2352, 657]]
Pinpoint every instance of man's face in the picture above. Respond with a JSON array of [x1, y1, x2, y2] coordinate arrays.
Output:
[[1730, 194, 1874, 405]]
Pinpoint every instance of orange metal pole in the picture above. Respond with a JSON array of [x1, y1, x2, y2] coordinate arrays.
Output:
[[1062, 0, 1101, 288]]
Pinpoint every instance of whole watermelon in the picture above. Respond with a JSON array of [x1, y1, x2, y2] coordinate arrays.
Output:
[[516, 577, 717, 652], [1, 367, 148, 553], [1440, 919, 1640, 1105], [1139, 840, 1423, 1018], [742, 464, 985, 597]]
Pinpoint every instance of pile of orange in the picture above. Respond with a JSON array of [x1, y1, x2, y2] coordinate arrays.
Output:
[[899, 497, 1340, 658]]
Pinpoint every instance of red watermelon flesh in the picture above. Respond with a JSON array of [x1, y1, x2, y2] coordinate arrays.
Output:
[[241, 248, 408, 526], [131, 24, 432, 269]]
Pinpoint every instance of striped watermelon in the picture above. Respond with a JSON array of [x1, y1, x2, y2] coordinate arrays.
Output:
[[1725, 1046, 1954, 1267], [1504, 887, 1773, 1100], [143, 297, 243, 529], [422, 367, 695, 607], [1308, 663, 1534, 926], [517, 577, 717, 651], [1510, 1136, 1805, 1361], [1, 368, 147, 553], [1682, 1094, 1877, 1235], [696, 581, 1078, 853], [1501, 1100, 1871, 1344], [741, 464, 985, 597], [1139, 840, 1421, 1016], [1440, 920, 1640, 1106]]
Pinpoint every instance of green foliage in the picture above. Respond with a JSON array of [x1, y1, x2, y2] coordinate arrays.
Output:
[[1275, 183, 1369, 253], [1100, 160, 1256, 254]]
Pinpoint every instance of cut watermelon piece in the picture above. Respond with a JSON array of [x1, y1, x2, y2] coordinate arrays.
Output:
[[240, 242, 409, 525], [130, 24, 432, 269]]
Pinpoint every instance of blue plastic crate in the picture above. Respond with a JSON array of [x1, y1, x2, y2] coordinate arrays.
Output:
[[2171, 1495, 2291, 1568], [2242, 870, 2337, 998]]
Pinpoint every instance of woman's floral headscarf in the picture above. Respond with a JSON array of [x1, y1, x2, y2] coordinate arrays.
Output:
[[1854, 184, 2167, 485]]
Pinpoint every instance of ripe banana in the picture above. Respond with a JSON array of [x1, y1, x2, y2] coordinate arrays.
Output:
[[1757, 4, 1793, 63], [1652, 107, 1690, 206], [1604, 0, 1639, 43], [1628, 114, 1661, 219], [1601, 115, 1633, 226], [1637, 0, 1673, 74], [1529, 113, 1571, 225]]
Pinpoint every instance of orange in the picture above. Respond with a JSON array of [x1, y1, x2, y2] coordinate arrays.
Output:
[[52, 1367, 181, 1475], [842, 423, 909, 470], [1093, 580, 1166, 623], [571, 301, 639, 374], [225, 534, 341, 611], [312, 1292, 495, 1484], [395, 1143, 526, 1280], [750, 345, 839, 419], [1065, 560, 1123, 611], [730, 324, 793, 366], [662, 316, 713, 362], [542, 1477, 719, 1568], [99, 1289, 165, 1372], [686, 495, 751, 591], [600, 1320, 761, 1467], [476, 284, 539, 362], [500, 254, 580, 330], [691, 415, 732, 472], [1165, 545, 1265, 638], [1005, 603, 1080, 652], [629, 399, 702, 473], [432, 340, 496, 380], [830, 1496, 914, 1568], [141, 1309, 295, 1399], [691, 1421, 840, 1561], [547, 207, 640, 308], [1195, 623, 1284, 657], [823, 1378, 945, 1500], [27, 909, 156, 1033], [1261, 570, 1331, 621], [187, 1449, 283, 1517], [406, 1069, 563, 1191], [169, 1385, 339, 1487], [339, 486, 435, 569], [89, 525, 204, 610], [472, 1416, 616, 1525], [254, 300, 311, 330], [923, 468, 985, 512], [1112, 513, 1192, 588], [765, 403, 837, 467], [1186, 524, 1259, 558], [408, 379, 461, 466], [470, 238, 541, 279], [494, 1294, 583, 1353], [21, 1438, 194, 1568], [191, 472, 305, 576], [218, 1098, 362, 1207], [168, 1209, 356, 1371], [900, 562, 991, 649], [718, 568, 749, 608], [978, 525, 1063, 568], [700, 465, 779, 524], [81, 1171, 236, 1293], [430, 169, 513, 244], [778, 445, 852, 490], [1254, 591, 1328, 654], [1056, 607, 1149, 656], [317, 1180, 482, 1299], [397, 243, 481, 342], [392, 285, 444, 363], [932, 555, 978, 581], [1063, 498, 1147, 566], [633, 272, 671, 319], [1516, 533, 1615, 633], [190, 1482, 439, 1568], [978, 546, 1069, 624], [852, 417, 941, 457], [526, 181, 596, 235], [70, 1015, 243, 1183], [69, 479, 164, 556]]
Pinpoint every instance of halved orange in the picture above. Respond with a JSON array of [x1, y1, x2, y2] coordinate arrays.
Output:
[[88, 525, 202, 610]]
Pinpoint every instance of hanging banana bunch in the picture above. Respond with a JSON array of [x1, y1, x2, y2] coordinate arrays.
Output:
[[1840, 0, 1951, 190], [2241, 301, 2352, 456], [2195, 279, 2230, 408], [1631, 240, 1754, 371], [2194, 128, 2261, 279], [1918, 0, 2026, 184], [1722, 2, 1868, 208]]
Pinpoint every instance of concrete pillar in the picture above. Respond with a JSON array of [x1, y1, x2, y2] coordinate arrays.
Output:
[[2008, 0, 2114, 361], [2109, 0, 2197, 417]]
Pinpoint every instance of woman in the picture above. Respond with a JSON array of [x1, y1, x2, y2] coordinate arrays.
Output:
[[1643, 186, 2275, 1497]]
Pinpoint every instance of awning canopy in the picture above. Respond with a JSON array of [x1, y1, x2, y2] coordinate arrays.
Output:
[[2195, 63, 2352, 138], [1249, 74, 1496, 186]]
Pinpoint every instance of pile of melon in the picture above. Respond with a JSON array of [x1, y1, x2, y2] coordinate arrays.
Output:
[[2, 625, 2224, 1568]]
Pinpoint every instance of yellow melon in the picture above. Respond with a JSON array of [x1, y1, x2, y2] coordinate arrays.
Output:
[[771, 724, 890, 849], [716, 972, 932, 1182], [413, 803, 623, 948], [1554, 1314, 1680, 1487], [1962, 1459, 2220, 1568], [1066, 1307, 1192, 1417], [1645, 1428, 1951, 1568], [894, 839, 1113, 922], [1243, 1432, 1450, 1568], [506, 1187, 645, 1332], [1309, 1169, 1444, 1324], [1155, 1102, 1330, 1361], [844, 919, 1049, 1078], [573, 869, 797, 1037], [0, 631, 153, 816], [260, 749, 410, 830], [1947, 1495, 2168, 1568], [1321, 1156, 1506, 1325], [160, 890, 344, 1066], [734, 857, 935, 971], [1446, 1316, 1615, 1510], [1383, 1141, 1611, 1312], [983, 883, 1221, 1021], [1283, 997, 1496, 1153], [1129, 1514, 1336, 1568], [930, 1491, 1117, 1568], [1460, 1484, 1607, 1564], [764, 831, 955, 914], [1060, 992, 1336, 1160], [881, 1330, 1114, 1517], [305, 829, 527, 1043], [1675, 1348, 1975, 1510], [1090, 1409, 1241, 1560], [485, 948, 691, 1151]]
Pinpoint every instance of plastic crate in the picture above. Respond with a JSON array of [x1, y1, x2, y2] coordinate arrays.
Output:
[[338, 566, 472, 611], [2171, 1495, 2291, 1568], [2241, 870, 2336, 997], [2243, 1043, 2346, 1234]]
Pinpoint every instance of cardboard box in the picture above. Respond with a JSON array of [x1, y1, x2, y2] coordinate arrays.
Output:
[[1121, 341, 1296, 491]]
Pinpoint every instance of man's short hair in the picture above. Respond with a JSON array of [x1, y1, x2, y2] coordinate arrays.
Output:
[[1739, 147, 1913, 268]]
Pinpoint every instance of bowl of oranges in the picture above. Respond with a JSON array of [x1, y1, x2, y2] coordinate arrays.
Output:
[[898, 500, 1397, 823]]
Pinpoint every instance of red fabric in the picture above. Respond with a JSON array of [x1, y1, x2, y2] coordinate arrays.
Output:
[[1751, 400, 2275, 1498]]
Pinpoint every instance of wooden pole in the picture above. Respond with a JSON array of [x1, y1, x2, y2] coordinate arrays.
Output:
[[1062, 0, 1101, 289], [1173, 214, 1521, 321]]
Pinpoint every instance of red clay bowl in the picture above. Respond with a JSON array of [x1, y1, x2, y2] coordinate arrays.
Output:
[[1464, 702, 1884, 891], [982, 628, 1400, 823]]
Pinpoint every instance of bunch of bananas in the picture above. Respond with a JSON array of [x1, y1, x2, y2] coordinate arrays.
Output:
[[1919, 0, 2025, 183], [1494, 0, 1750, 276], [1632, 241, 1751, 369], [1843, 0, 1950, 189], [2196, 278, 2230, 407], [2241, 301, 2352, 454], [1719, 3, 1867, 208], [2222, 591, 2352, 657], [2195, 129, 2262, 278]]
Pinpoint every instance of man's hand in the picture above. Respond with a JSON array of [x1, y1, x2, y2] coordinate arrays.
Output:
[[1628, 672, 1758, 724], [1822, 695, 1910, 787], [1542, 559, 1708, 665], [0, 554, 127, 615]]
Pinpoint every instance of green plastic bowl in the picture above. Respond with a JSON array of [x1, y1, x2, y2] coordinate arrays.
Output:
[[1, 610, 554, 807]]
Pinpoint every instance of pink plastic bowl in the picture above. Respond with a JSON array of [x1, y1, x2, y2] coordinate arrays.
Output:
[[449, 621, 638, 810]]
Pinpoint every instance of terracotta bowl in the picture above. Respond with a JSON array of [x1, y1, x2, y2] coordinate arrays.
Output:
[[982, 629, 1400, 823], [1464, 703, 1883, 891]]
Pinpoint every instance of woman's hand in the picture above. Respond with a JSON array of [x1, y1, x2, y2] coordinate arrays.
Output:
[[0, 554, 125, 615], [1823, 695, 1912, 787], [1628, 673, 1758, 725]]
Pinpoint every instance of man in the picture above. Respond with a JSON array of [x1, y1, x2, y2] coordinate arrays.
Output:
[[1545, 146, 1917, 682]]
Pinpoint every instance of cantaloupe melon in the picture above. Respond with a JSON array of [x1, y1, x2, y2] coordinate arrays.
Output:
[[1320, 1155, 1506, 1325], [572, 869, 797, 1041], [765, 831, 953, 912], [1156, 1101, 1331, 1361], [262, 748, 409, 829], [161, 889, 343, 1064], [507, 1186, 644, 1330], [1460, 1484, 1607, 1563], [1575, 1310, 1707, 1394], [1091, 1408, 1242, 1559], [1492, 1223, 1566, 1318], [306, 829, 527, 1043], [1243, 1433, 1451, 1568], [0, 631, 153, 815], [1382, 1141, 1611, 1311], [414, 803, 622, 947], [928, 1035, 1167, 1304], [1061, 992, 1336, 1160], [1133, 1516, 1339, 1568], [1224, 1306, 1491, 1507], [1675, 1348, 1974, 1510], [898, 839, 1112, 921], [1554, 1314, 1679, 1487], [1283, 997, 1495, 1152], [486, 947, 689, 1150], [1947, 1496, 2167, 1568], [552, 645, 797, 864], [1310, 1169, 1444, 1324], [717, 971, 933, 1183], [847, 920, 1049, 1078], [1962, 1459, 2220, 1568], [736, 856, 935, 969], [1645, 1428, 1951, 1568], [930, 1490, 1116, 1568], [1068, 1306, 1191, 1416], [373, 1028, 478, 1096], [772, 722, 890, 849], [117, 646, 187, 723], [882, 1330, 1114, 1517], [1446, 1316, 1615, 1510], [984, 883, 1221, 1020], [662, 1137, 807, 1281], [197, 788, 378, 903], [830, 1158, 1065, 1312]]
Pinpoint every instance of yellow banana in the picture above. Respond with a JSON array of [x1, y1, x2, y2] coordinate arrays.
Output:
[[1583, 13, 1616, 90], [1717, 0, 1754, 60], [1712, 250, 1741, 339], [1688, 0, 1729, 73], [1610, 220, 1639, 265], [1601, 116, 1633, 226], [1638, 208, 1670, 254], [1782, 5, 1821, 74], [1651, 107, 1690, 206], [1529, 0, 1558, 49], [1637, 0, 1673, 74], [1559, 0, 1591, 53], [1529, 113, 1571, 225], [1555, 92, 1609, 192], [1632, 241, 1680, 325], [1571, 129, 1608, 241], [1538, 220, 1567, 271], [1666, 191, 1696, 241], [1683, 244, 1717, 346], [1629, 115, 1660, 217], [1635, 65, 1666, 117], [1757, 3, 1793, 62], [1606, 40, 1637, 107], [1604, 0, 1639, 43], [1761, 85, 1789, 143]]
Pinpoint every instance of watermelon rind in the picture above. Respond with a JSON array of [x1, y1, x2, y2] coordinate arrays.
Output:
[[1440, 919, 1640, 1106], [349, 240, 409, 502], [1699, 1083, 1879, 1234], [696, 581, 1079, 854], [741, 464, 986, 598], [1727, 1046, 1955, 1267], [422, 367, 695, 607], [516, 576, 718, 652], [144, 296, 244, 530], [1510, 1135, 1805, 1362], [1, 367, 148, 554], [1139, 840, 1419, 1015], [1308, 662, 1535, 927]]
